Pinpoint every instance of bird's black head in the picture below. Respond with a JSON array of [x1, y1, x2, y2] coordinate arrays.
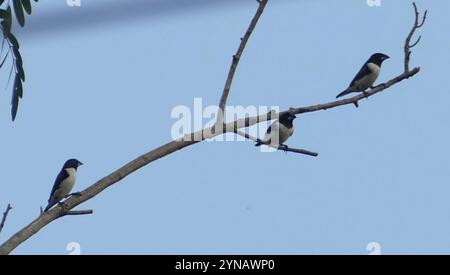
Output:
[[368, 53, 390, 66], [63, 159, 83, 170], [279, 111, 297, 127]]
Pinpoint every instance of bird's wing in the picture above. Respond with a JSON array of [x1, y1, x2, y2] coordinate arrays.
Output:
[[264, 121, 280, 142], [349, 63, 371, 88], [48, 169, 69, 202]]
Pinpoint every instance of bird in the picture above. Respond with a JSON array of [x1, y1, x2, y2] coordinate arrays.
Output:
[[336, 53, 390, 98], [44, 159, 83, 212], [255, 111, 297, 149]]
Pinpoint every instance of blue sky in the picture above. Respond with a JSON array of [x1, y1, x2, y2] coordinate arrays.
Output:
[[1, 0, 449, 254]]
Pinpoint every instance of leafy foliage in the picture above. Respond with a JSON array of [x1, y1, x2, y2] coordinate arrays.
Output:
[[0, 0, 39, 121]]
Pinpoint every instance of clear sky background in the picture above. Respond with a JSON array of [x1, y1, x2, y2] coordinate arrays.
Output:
[[1, 0, 449, 255]]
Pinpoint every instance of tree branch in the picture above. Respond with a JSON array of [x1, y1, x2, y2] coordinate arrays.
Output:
[[64, 210, 94, 216], [216, 0, 268, 125], [0, 204, 12, 235], [39, 205, 93, 216], [1, 64, 418, 254], [0, 1, 426, 255], [0, 140, 198, 255], [235, 130, 319, 156], [289, 68, 420, 114], [404, 2, 427, 72]]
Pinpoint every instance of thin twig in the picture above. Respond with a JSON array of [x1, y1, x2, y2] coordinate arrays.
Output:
[[39, 205, 93, 217], [235, 130, 318, 156], [63, 210, 93, 216], [0, 1, 426, 255], [404, 2, 427, 72], [0, 204, 13, 235], [216, 0, 269, 125]]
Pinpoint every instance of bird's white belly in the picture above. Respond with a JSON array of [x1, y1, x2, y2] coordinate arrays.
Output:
[[355, 62, 380, 90], [278, 124, 294, 144], [54, 168, 76, 200], [265, 122, 294, 145]]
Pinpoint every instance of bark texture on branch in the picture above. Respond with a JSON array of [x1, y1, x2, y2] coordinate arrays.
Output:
[[0, 1, 426, 255]]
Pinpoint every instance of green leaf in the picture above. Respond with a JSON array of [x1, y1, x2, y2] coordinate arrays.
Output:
[[12, 46, 22, 66], [1, 7, 12, 37], [21, 0, 32, 15], [9, 40, 25, 81], [18, 80, 23, 98], [0, 37, 5, 56], [11, 74, 22, 121], [8, 33, 20, 49], [0, 9, 9, 19], [17, 62, 25, 81], [13, 0, 25, 27]]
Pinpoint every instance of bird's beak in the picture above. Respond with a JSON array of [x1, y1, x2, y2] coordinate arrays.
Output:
[[78, 161, 83, 166], [384, 55, 390, 60]]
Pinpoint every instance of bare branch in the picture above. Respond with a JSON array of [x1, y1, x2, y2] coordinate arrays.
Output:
[[0, 66, 421, 257], [0, 204, 13, 235], [64, 210, 93, 216], [235, 130, 319, 157], [0, 140, 198, 255], [404, 2, 427, 72], [0, 2, 425, 255], [409, 35, 422, 48], [289, 68, 420, 114], [39, 205, 93, 217], [216, 0, 268, 125]]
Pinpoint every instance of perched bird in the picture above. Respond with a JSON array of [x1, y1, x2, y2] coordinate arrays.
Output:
[[336, 53, 390, 98], [255, 111, 297, 148], [44, 159, 83, 212]]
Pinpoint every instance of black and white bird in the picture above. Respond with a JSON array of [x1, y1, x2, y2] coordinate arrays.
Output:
[[336, 53, 390, 98], [44, 159, 83, 212], [255, 111, 297, 148]]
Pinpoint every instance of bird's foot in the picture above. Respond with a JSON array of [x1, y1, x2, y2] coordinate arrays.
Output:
[[280, 144, 289, 153], [363, 91, 370, 98]]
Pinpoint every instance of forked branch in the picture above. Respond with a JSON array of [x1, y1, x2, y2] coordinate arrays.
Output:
[[0, 1, 426, 255], [216, 0, 269, 125], [404, 2, 427, 72]]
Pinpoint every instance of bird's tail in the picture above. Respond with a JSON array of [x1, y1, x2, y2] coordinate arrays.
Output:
[[255, 138, 270, 147], [44, 202, 54, 212], [336, 89, 350, 99]]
